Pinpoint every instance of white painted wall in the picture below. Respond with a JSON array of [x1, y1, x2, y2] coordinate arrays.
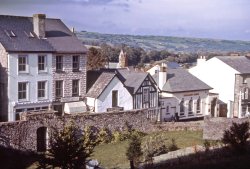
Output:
[[147, 65, 160, 76], [189, 57, 239, 117], [160, 90, 210, 120], [86, 76, 133, 113], [8, 53, 53, 121]]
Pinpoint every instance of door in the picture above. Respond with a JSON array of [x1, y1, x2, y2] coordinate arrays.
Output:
[[112, 90, 118, 107], [37, 127, 48, 152]]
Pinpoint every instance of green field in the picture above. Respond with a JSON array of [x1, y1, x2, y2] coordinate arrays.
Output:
[[92, 130, 203, 169], [77, 31, 250, 53]]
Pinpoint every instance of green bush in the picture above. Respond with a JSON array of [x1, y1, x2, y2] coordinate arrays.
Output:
[[97, 127, 112, 144], [142, 134, 168, 160], [222, 122, 250, 153], [168, 138, 179, 151]]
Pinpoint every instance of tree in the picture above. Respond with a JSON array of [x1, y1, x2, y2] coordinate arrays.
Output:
[[222, 122, 250, 153], [47, 123, 99, 169], [87, 47, 107, 70], [126, 134, 143, 169]]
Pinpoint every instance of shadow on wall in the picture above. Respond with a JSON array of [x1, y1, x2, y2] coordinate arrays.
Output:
[[0, 63, 8, 122], [149, 144, 250, 169], [0, 145, 40, 169]]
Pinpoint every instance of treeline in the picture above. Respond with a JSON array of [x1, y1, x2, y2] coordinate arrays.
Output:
[[87, 43, 244, 69]]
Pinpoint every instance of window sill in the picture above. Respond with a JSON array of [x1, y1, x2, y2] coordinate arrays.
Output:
[[38, 71, 48, 74], [72, 70, 81, 73], [18, 99, 30, 103], [38, 98, 49, 101], [18, 72, 30, 75]]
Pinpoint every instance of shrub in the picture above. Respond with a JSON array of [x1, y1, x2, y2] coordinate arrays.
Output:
[[168, 138, 179, 151], [203, 140, 211, 152], [222, 121, 250, 153], [47, 123, 99, 169], [142, 134, 168, 160], [97, 127, 112, 144], [126, 134, 143, 169]]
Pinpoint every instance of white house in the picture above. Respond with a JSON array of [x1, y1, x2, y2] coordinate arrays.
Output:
[[146, 61, 180, 76], [152, 64, 215, 121], [189, 56, 250, 118], [86, 68, 158, 113], [0, 14, 87, 121], [86, 71, 133, 112]]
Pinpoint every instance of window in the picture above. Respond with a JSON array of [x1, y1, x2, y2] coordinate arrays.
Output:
[[112, 90, 118, 107], [242, 87, 249, 100], [18, 82, 27, 100], [197, 97, 201, 114], [56, 56, 63, 71], [180, 98, 184, 114], [188, 97, 193, 114], [143, 88, 150, 103], [38, 55, 46, 72], [72, 56, 80, 72], [72, 80, 79, 96], [18, 55, 27, 72], [5, 30, 16, 37], [55, 81, 63, 98], [166, 106, 169, 113], [38, 81, 46, 99]]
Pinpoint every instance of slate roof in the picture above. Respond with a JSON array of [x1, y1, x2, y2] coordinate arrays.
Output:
[[216, 56, 250, 74], [117, 69, 148, 94], [87, 68, 151, 98], [153, 68, 212, 93], [86, 72, 116, 98], [0, 15, 87, 53]]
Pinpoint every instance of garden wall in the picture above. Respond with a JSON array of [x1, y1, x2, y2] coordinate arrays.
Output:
[[0, 109, 202, 152], [203, 117, 250, 140]]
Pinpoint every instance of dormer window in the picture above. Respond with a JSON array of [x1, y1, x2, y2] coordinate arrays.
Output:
[[24, 31, 36, 38], [5, 30, 16, 37]]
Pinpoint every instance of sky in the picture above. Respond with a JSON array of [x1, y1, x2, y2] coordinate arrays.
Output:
[[1, 0, 250, 41]]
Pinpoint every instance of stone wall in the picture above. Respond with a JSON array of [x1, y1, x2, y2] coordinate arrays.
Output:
[[0, 109, 202, 152], [203, 117, 250, 140], [52, 54, 87, 100]]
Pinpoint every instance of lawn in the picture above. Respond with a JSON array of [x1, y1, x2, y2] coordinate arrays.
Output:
[[92, 130, 203, 169]]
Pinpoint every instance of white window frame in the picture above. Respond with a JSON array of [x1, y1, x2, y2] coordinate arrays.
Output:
[[38, 55, 47, 73], [37, 81, 47, 100], [143, 87, 150, 103], [72, 79, 80, 97], [18, 55, 29, 74], [56, 56, 63, 72], [72, 55, 80, 72], [18, 82, 29, 101], [55, 80, 63, 98]]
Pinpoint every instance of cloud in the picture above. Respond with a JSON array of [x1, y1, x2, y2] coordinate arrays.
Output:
[[0, 0, 250, 40]]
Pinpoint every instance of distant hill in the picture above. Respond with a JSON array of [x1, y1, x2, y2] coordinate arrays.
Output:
[[76, 31, 250, 53]]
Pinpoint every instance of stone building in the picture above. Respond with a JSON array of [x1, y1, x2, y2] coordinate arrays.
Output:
[[0, 14, 87, 121]]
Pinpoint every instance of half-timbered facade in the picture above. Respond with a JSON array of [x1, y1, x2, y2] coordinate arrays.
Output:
[[132, 75, 158, 109], [86, 68, 158, 113]]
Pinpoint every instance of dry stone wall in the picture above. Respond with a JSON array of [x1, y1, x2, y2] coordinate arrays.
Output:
[[203, 117, 250, 140], [0, 109, 202, 152]]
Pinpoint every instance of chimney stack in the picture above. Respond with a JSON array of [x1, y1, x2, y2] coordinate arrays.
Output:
[[33, 14, 46, 38], [158, 63, 167, 90], [197, 56, 206, 66], [118, 50, 128, 68]]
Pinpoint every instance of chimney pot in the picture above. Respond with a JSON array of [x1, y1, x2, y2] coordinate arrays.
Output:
[[33, 14, 46, 38]]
